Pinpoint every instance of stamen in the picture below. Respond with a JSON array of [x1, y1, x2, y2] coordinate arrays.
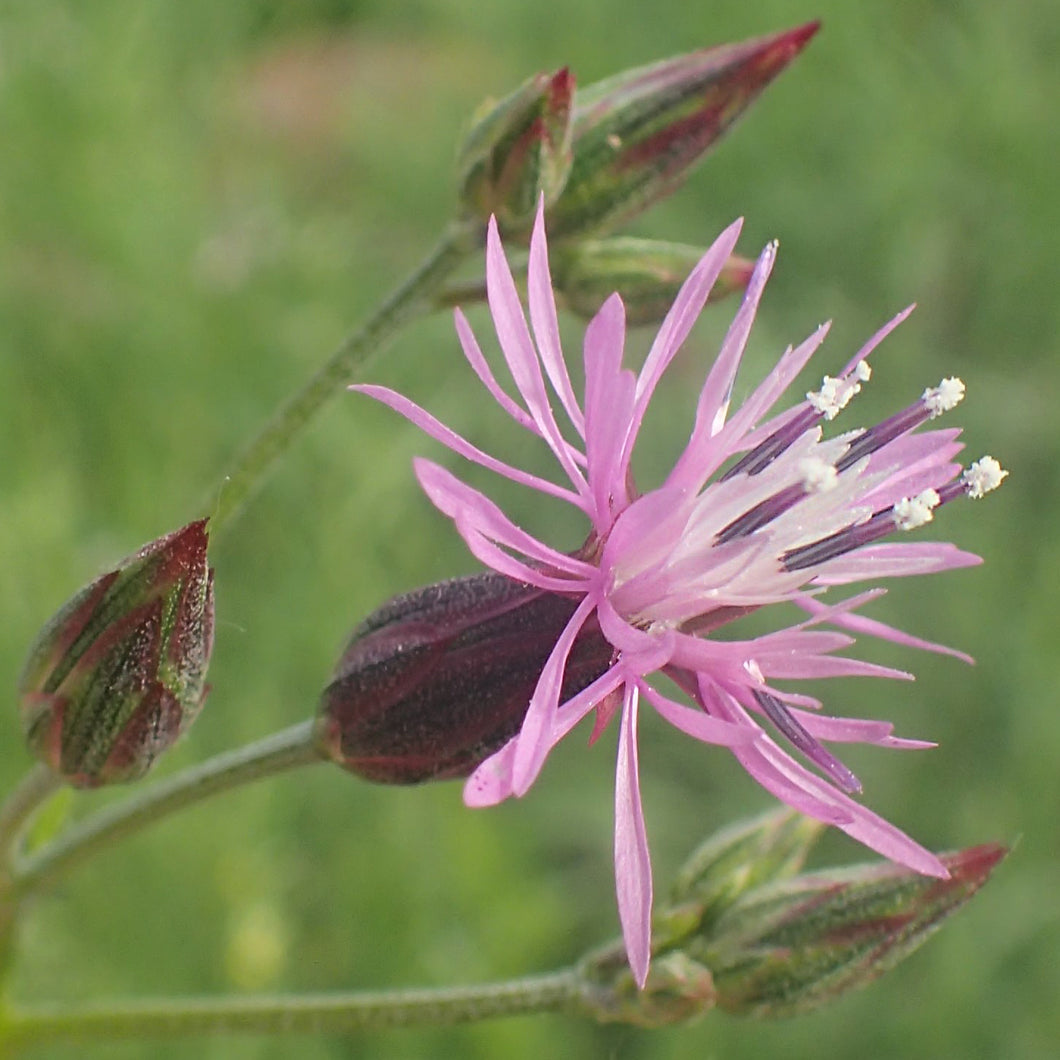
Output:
[[797, 456, 838, 493], [806, 358, 870, 421], [922, 377, 965, 418], [962, 456, 1008, 499], [753, 689, 862, 794], [715, 459, 837, 545], [892, 489, 940, 531]]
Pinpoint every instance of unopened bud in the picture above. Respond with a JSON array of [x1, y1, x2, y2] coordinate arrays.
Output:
[[704, 843, 1008, 1018], [669, 808, 823, 913], [549, 23, 819, 239], [576, 950, 716, 1028], [553, 237, 753, 325], [457, 68, 574, 232], [18, 520, 215, 788], [317, 572, 612, 784]]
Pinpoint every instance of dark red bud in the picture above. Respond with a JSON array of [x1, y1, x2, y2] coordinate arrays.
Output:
[[317, 572, 612, 783]]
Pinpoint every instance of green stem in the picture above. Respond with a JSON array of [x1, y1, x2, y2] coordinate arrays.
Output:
[[12, 722, 323, 902], [207, 219, 482, 539], [0, 970, 582, 1051], [0, 767, 62, 869]]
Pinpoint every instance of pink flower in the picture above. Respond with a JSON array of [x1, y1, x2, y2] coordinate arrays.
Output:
[[354, 203, 1006, 987]]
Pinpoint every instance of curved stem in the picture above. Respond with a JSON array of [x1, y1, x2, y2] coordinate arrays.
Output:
[[207, 219, 482, 539], [0, 766, 62, 868], [0, 970, 582, 1051], [12, 722, 323, 902]]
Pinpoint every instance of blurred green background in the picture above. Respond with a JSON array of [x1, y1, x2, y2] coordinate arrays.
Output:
[[1, 1, 1056, 1057]]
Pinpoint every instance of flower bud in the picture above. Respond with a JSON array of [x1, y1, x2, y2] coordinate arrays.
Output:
[[669, 808, 823, 913], [576, 950, 716, 1028], [548, 22, 819, 240], [703, 843, 1008, 1018], [18, 520, 215, 788], [456, 68, 574, 232], [317, 572, 613, 784], [553, 237, 754, 325]]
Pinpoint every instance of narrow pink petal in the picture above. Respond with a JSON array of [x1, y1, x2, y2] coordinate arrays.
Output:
[[814, 543, 983, 585], [715, 323, 831, 450], [527, 203, 585, 437], [635, 218, 744, 405], [463, 737, 518, 806], [453, 308, 540, 435], [699, 678, 947, 876], [354, 384, 586, 509], [414, 460, 595, 580], [837, 304, 915, 377], [757, 654, 913, 681], [583, 294, 637, 526], [485, 217, 591, 499], [698, 239, 777, 436], [797, 595, 974, 663], [664, 240, 777, 494], [618, 219, 745, 474], [553, 665, 626, 742], [512, 596, 598, 795], [787, 709, 936, 748], [614, 685, 653, 989], [641, 682, 755, 746]]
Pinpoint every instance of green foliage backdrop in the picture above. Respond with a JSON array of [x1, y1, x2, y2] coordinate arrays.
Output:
[[1, 1, 1056, 1057]]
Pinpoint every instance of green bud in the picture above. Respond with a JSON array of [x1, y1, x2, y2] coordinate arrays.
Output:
[[457, 68, 574, 232], [317, 572, 612, 784], [669, 808, 824, 914], [18, 520, 215, 788], [553, 237, 754, 325], [577, 949, 716, 1028], [703, 843, 1008, 1018], [549, 22, 819, 240]]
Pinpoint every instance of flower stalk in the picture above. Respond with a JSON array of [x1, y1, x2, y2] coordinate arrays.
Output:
[[10, 722, 323, 903], [206, 220, 482, 538]]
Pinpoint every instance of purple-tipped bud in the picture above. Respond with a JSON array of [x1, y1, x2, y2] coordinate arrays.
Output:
[[553, 237, 754, 325], [18, 520, 215, 788], [548, 23, 819, 239], [316, 572, 612, 784], [704, 843, 1008, 1018], [456, 68, 574, 232]]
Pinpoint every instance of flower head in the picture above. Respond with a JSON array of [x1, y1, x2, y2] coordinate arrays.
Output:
[[353, 203, 1005, 987]]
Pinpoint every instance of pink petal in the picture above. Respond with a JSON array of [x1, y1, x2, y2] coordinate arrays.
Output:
[[354, 384, 585, 509], [453, 308, 540, 436], [414, 460, 595, 584], [641, 681, 755, 747], [714, 322, 832, 454], [485, 217, 591, 499], [553, 665, 626, 742], [837, 304, 915, 377], [797, 594, 974, 663], [786, 708, 936, 749], [619, 219, 745, 473], [814, 543, 983, 585], [527, 203, 585, 438], [614, 685, 653, 989], [664, 240, 777, 493], [463, 736, 518, 807], [512, 596, 599, 796], [583, 294, 637, 526]]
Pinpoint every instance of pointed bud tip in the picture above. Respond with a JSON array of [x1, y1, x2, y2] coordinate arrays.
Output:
[[19, 519, 215, 787], [939, 842, 1009, 888]]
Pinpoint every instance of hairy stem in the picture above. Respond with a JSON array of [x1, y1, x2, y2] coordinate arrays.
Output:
[[0, 970, 582, 1051], [12, 722, 323, 901], [207, 218, 482, 539]]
